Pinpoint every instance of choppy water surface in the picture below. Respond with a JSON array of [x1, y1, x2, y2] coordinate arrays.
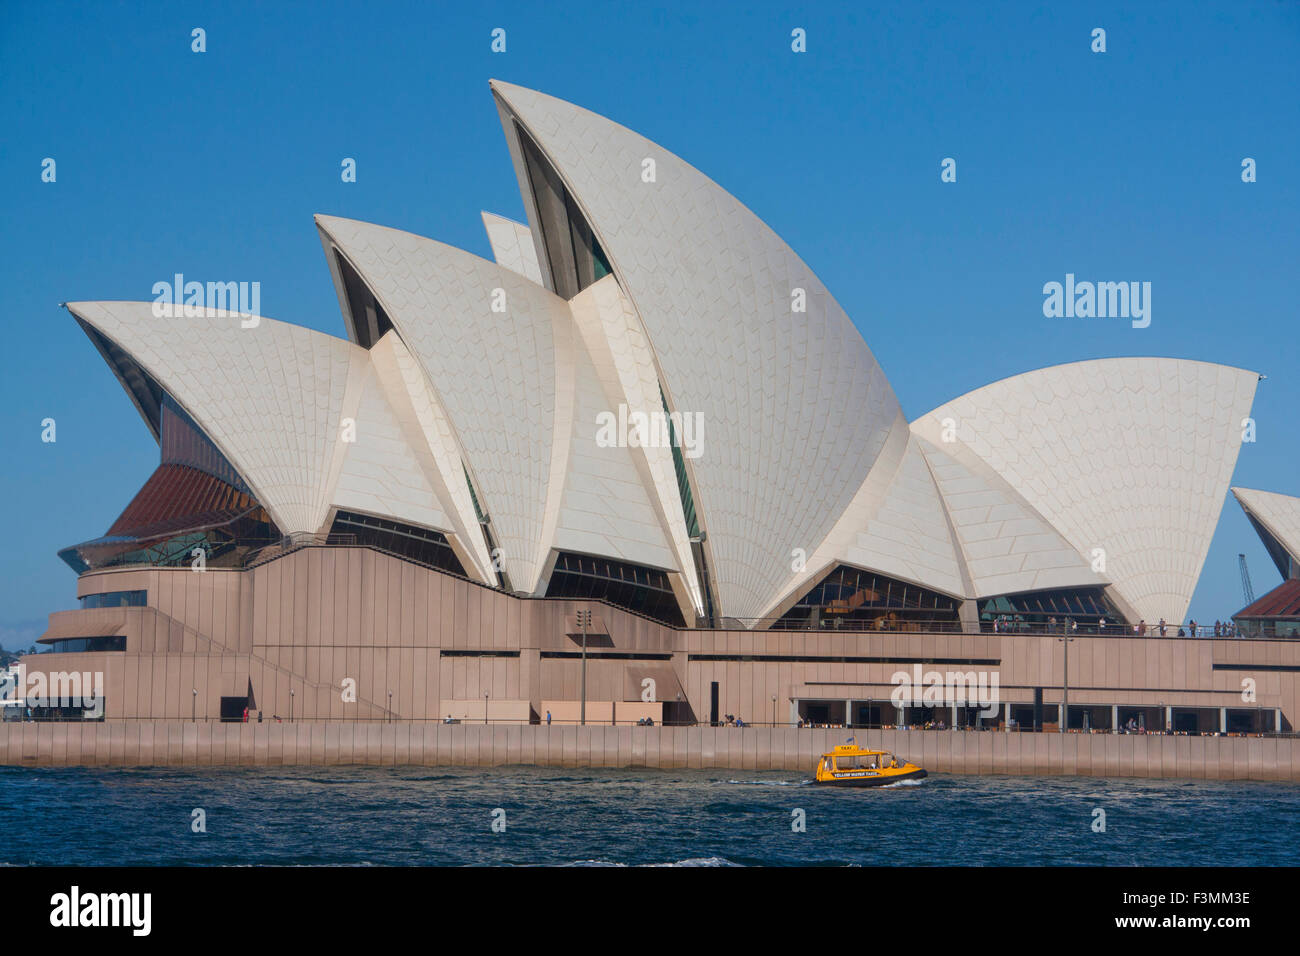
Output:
[[2, 766, 1296, 866]]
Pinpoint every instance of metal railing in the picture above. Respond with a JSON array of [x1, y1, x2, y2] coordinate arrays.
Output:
[[731, 617, 1258, 639]]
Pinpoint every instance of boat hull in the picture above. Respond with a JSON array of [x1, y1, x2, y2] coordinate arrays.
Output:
[[815, 768, 928, 787]]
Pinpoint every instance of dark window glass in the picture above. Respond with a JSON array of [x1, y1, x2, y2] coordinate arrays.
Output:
[[334, 250, 395, 349], [774, 565, 961, 631], [329, 510, 468, 578], [545, 552, 685, 627], [79, 590, 147, 609], [41, 636, 126, 653]]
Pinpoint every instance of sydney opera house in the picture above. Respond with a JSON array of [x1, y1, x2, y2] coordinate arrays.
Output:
[[22, 81, 1300, 745]]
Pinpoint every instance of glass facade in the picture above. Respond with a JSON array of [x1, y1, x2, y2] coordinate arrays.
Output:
[[1233, 578, 1300, 638], [79, 590, 147, 609], [75, 318, 166, 440], [40, 636, 127, 653], [59, 390, 279, 573], [545, 552, 685, 627], [661, 387, 700, 539], [978, 588, 1126, 632], [517, 124, 612, 298], [775, 565, 961, 631], [334, 249, 396, 349], [329, 510, 468, 578]]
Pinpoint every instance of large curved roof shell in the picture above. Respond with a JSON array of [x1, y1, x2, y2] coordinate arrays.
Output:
[[912, 358, 1258, 624], [67, 301, 369, 536], [756, 425, 970, 621], [331, 333, 501, 584], [477, 221, 694, 592], [481, 211, 543, 285], [1232, 487, 1300, 580], [65, 86, 1267, 638], [551, 325, 679, 572], [316, 214, 571, 594], [332, 354, 449, 533], [915, 436, 1106, 599], [567, 275, 704, 615], [364, 331, 498, 583], [490, 80, 907, 621]]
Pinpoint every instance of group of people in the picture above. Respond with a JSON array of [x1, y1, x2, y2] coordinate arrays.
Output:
[[722, 714, 746, 727], [991, 614, 1085, 633], [988, 614, 1240, 637], [1131, 618, 1237, 638]]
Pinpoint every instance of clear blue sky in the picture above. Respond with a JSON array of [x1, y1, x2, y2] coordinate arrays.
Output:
[[1, 1, 1296, 648]]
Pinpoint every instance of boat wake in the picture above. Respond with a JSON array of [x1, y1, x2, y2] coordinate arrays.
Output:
[[723, 778, 807, 787]]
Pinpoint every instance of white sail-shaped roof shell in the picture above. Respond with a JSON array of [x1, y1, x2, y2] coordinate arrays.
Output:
[[331, 359, 451, 532], [490, 80, 907, 622], [912, 358, 1258, 624], [68, 301, 369, 536], [317, 214, 698, 611], [481, 211, 543, 285], [566, 276, 703, 615], [67, 86, 1268, 637], [916, 436, 1105, 599], [317, 214, 569, 593], [1232, 487, 1300, 580]]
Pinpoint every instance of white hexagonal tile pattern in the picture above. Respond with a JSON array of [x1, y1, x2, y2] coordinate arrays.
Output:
[[68, 301, 368, 536], [316, 214, 571, 593], [912, 358, 1258, 624], [568, 275, 702, 614], [491, 80, 905, 621], [481, 212, 543, 285], [333, 361, 449, 533], [1232, 487, 1300, 579]]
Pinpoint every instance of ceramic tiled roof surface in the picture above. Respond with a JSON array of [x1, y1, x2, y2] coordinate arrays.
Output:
[[491, 80, 905, 620], [68, 301, 366, 536], [69, 87, 1264, 633], [913, 358, 1258, 624], [317, 215, 568, 592], [1232, 487, 1300, 579]]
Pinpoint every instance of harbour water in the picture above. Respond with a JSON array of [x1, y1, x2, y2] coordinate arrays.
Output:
[[2, 766, 1297, 866]]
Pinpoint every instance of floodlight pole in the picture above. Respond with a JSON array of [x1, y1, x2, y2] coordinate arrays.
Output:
[[1058, 633, 1074, 733], [578, 609, 591, 726]]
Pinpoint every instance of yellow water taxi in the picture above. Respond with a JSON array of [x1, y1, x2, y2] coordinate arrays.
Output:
[[814, 743, 927, 787]]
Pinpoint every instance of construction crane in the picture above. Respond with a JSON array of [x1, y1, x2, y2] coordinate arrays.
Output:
[[1239, 554, 1255, 605]]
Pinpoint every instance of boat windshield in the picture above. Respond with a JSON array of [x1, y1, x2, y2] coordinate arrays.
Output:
[[833, 754, 884, 770]]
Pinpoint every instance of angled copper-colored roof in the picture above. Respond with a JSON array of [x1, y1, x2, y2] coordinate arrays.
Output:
[[1235, 578, 1300, 619]]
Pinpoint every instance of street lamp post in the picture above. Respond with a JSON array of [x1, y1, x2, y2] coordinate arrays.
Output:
[[771, 695, 776, 727], [484, 692, 489, 725], [388, 690, 392, 724], [289, 688, 294, 723], [576, 609, 592, 726], [191, 688, 196, 723], [1057, 633, 1075, 733]]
